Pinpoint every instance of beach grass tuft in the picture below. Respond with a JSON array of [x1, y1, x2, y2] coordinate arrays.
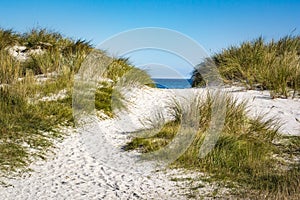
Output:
[[193, 35, 300, 98]]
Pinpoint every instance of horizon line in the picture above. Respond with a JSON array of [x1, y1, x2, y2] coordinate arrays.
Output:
[[151, 77, 192, 79]]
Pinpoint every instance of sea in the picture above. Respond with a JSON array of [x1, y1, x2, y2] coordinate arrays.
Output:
[[152, 78, 193, 89]]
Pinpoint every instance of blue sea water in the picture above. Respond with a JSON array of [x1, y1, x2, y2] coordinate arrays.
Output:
[[152, 78, 193, 89]]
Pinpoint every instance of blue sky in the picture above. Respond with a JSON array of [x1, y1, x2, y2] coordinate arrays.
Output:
[[1, 0, 300, 78]]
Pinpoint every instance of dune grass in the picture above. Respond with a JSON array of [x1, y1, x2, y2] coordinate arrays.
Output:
[[0, 29, 20, 50], [0, 48, 21, 84], [124, 92, 300, 198], [193, 35, 300, 98], [0, 86, 73, 174], [0, 56, 75, 176]]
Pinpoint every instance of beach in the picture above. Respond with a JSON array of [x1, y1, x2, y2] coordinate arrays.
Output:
[[1, 86, 299, 199]]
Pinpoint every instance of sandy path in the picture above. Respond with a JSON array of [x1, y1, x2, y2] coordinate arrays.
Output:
[[0, 87, 299, 200], [0, 88, 201, 200], [0, 133, 195, 200]]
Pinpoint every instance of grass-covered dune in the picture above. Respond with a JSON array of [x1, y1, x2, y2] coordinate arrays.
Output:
[[193, 35, 300, 98], [0, 27, 150, 176]]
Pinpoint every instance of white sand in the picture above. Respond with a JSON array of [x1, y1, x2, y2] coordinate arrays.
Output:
[[226, 87, 300, 136], [0, 87, 299, 199], [8, 45, 44, 61]]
